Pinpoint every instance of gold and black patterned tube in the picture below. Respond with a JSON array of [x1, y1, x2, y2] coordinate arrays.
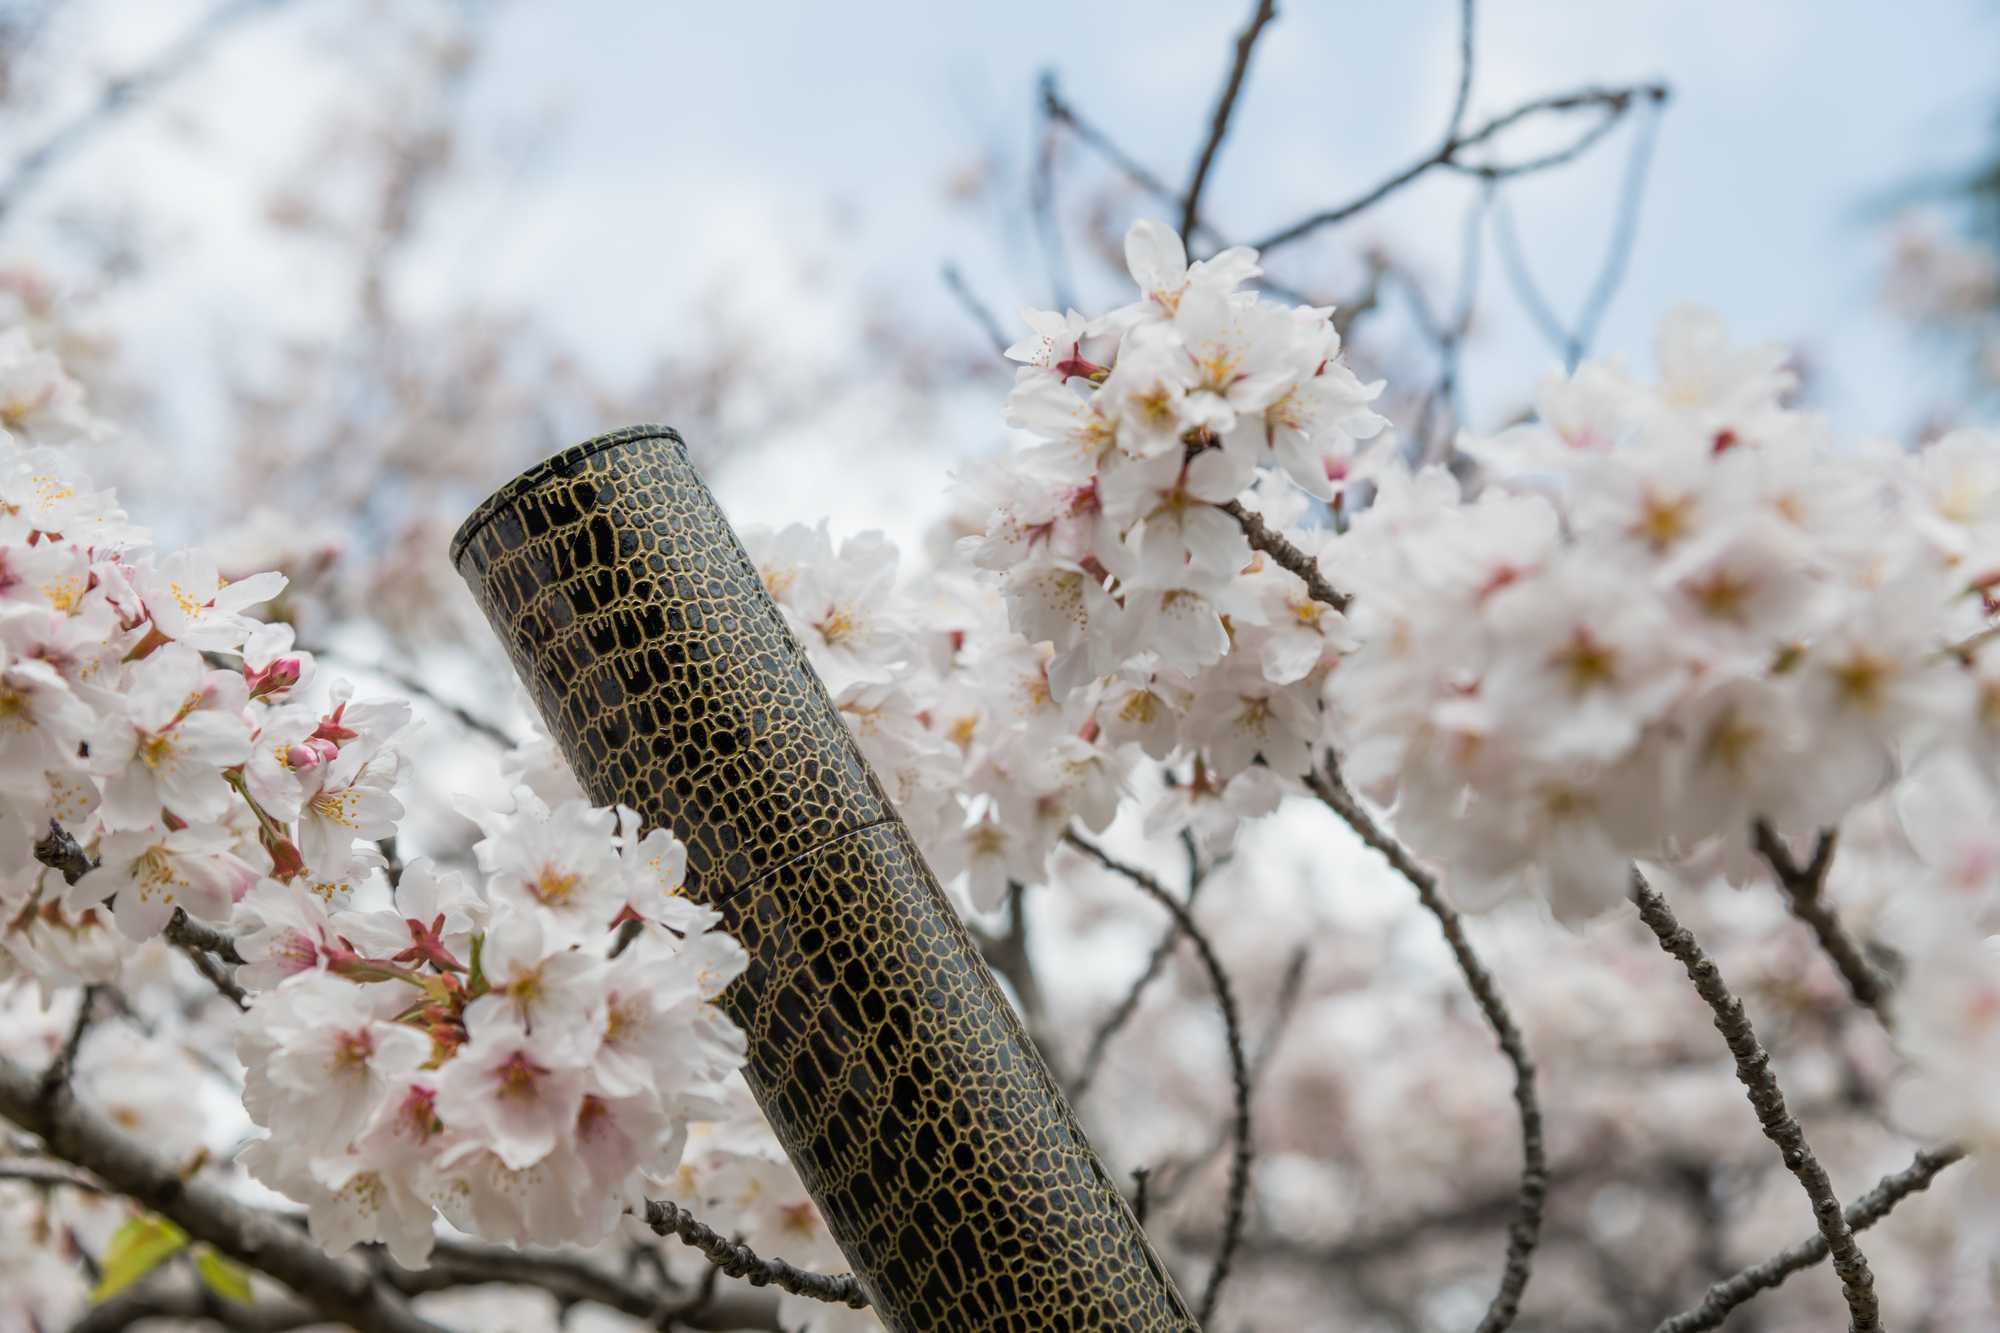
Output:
[[451, 426, 1197, 1333]]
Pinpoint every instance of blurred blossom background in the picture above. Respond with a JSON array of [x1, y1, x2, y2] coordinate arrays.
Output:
[[5, 0, 2000, 1329]]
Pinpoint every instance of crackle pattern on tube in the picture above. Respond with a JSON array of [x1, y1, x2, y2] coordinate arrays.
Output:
[[451, 425, 1198, 1333]]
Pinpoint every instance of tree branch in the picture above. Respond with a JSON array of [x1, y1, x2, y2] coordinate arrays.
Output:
[[34, 819, 95, 885], [0, 1053, 445, 1333], [1062, 829, 1252, 1325], [1181, 0, 1278, 241], [941, 262, 1010, 358], [166, 907, 246, 966], [642, 1199, 869, 1309], [40, 986, 99, 1107], [71, 1278, 325, 1333], [1220, 499, 1350, 611], [36, 822, 247, 1009], [163, 908, 249, 1009], [1656, 1144, 1965, 1333], [1444, 0, 1477, 144], [1071, 835, 1217, 1100], [1752, 823, 1893, 1021], [0, 1155, 110, 1193], [1304, 754, 1545, 1333], [1250, 84, 1667, 252], [1628, 869, 1880, 1332]]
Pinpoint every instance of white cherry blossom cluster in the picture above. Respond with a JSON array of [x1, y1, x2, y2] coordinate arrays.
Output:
[[0, 426, 411, 974], [232, 794, 747, 1265], [765, 220, 2000, 1244]]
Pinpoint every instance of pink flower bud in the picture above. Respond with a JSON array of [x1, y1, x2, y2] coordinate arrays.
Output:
[[286, 737, 338, 771], [245, 656, 302, 700]]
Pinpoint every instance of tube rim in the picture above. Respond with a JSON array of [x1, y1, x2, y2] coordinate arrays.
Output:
[[448, 424, 686, 568]]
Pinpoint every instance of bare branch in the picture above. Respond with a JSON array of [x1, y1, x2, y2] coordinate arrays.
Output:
[[1753, 823, 1894, 1021], [163, 906, 249, 1009], [1566, 92, 1662, 365], [38, 986, 98, 1109], [1040, 77, 1184, 219], [0, 1052, 446, 1333], [1062, 830, 1252, 1325], [1072, 915, 1181, 1100], [1220, 498, 1350, 611], [71, 1280, 325, 1333], [1030, 75, 1079, 312], [1250, 84, 1668, 253], [941, 262, 1011, 358], [643, 1198, 869, 1309], [33, 819, 94, 885], [377, 1234, 681, 1323], [1491, 91, 1661, 371], [34, 826, 245, 1008], [1444, 0, 1477, 144], [1254, 943, 1310, 1078], [1071, 836, 1216, 1099], [0, 0, 303, 230], [1304, 754, 1545, 1333], [1656, 1144, 1966, 1333], [1628, 869, 1880, 1331], [166, 906, 246, 966], [0, 1156, 109, 1193], [1181, 0, 1278, 241]]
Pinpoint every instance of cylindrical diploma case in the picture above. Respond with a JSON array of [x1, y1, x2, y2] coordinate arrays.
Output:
[[452, 427, 1197, 1333]]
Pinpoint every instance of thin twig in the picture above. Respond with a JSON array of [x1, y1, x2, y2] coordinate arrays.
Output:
[[1656, 1144, 1965, 1333], [39, 986, 98, 1105], [1073, 918, 1181, 1100], [1250, 84, 1667, 252], [642, 1199, 869, 1309], [1566, 90, 1662, 365], [1220, 498, 1350, 611], [1040, 77, 1184, 219], [1752, 823, 1893, 1021], [1628, 869, 1880, 1331], [1491, 91, 1664, 370], [0, 1053, 446, 1333], [1418, 177, 1493, 463], [1063, 830, 1251, 1325], [1030, 75, 1079, 312], [1444, 0, 1477, 144], [1304, 755, 1545, 1333], [1071, 837, 1215, 1099], [941, 262, 1010, 358], [1254, 943, 1310, 1078], [1181, 0, 1278, 240], [1131, 1165, 1153, 1228]]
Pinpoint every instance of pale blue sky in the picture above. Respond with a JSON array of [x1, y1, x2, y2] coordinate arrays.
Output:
[[448, 0, 2000, 432], [6, 0, 1999, 543]]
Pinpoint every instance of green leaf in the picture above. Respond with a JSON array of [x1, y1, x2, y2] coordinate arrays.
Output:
[[91, 1215, 189, 1304], [194, 1248, 255, 1305]]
